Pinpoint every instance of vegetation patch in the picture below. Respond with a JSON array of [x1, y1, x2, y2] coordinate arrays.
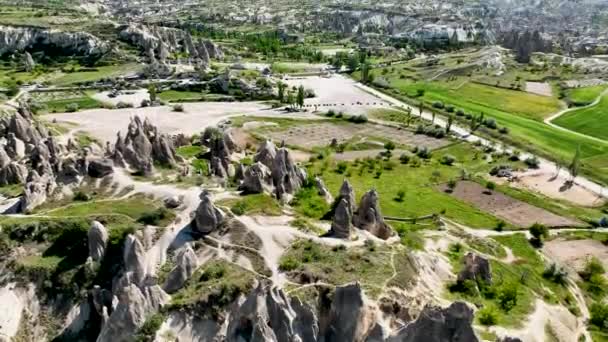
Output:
[[218, 193, 282, 216]]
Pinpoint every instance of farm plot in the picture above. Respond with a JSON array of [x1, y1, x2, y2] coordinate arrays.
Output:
[[260, 122, 450, 150], [445, 181, 581, 228]]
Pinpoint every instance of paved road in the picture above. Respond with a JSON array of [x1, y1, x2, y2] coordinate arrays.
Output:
[[355, 82, 608, 199]]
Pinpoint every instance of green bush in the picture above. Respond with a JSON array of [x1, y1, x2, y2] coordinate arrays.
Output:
[[440, 154, 455, 166], [137, 207, 170, 226], [497, 282, 518, 312], [73, 191, 91, 201], [279, 256, 301, 271], [200, 263, 226, 281], [590, 303, 608, 331], [478, 306, 498, 326], [399, 153, 410, 164], [65, 103, 79, 112]]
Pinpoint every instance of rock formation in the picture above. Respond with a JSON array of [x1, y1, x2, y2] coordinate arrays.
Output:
[[0, 161, 27, 185], [253, 140, 277, 168], [192, 191, 224, 234], [163, 244, 197, 293], [96, 284, 169, 342], [226, 283, 319, 342], [353, 190, 394, 240], [458, 253, 492, 285], [203, 127, 235, 179], [315, 176, 333, 204], [112, 116, 178, 175], [122, 235, 147, 286], [88, 221, 109, 262], [0, 25, 109, 58], [239, 162, 274, 194], [272, 147, 306, 200], [329, 198, 353, 239], [23, 51, 35, 72], [338, 179, 356, 213], [88, 159, 114, 178], [321, 283, 380, 342], [387, 302, 478, 342]]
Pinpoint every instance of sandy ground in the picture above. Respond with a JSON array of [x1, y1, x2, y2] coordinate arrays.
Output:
[[42, 102, 315, 143], [261, 122, 449, 150], [283, 74, 390, 115], [507, 165, 605, 207], [544, 238, 608, 272], [525, 82, 553, 97], [92, 89, 150, 107]]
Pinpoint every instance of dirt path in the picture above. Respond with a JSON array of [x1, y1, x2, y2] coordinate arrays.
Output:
[[544, 88, 608, 144]]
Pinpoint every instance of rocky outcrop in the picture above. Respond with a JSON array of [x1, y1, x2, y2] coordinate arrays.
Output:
[[203, 127, 235, 179], [192, 191, 224, 234], [329, 199, 353, 239], [88, 221, 109, 262], [88, 159, 114, 178], [163, 244, 197, 293], [272, 147, 306, 200], [353, 190, 394, 240], [338, 179, 356, 213], [226, 283, 318, 342], [118, 24, 222, 67], [239, 162, 273, 194], [458, 253, 492, 285], [0, 25, 109, 58], [23, 51, 35, 72], [112, 116, 179, 176], [20, 173, 55, 213], [315, 176, 333, 204], [387, 302, 478, 342], [0, 161, 27, 185], [253, 140, 277, 168], [96, 284, 169, 342], [321, 283, 380, 342], [122, 235, 147, 286]]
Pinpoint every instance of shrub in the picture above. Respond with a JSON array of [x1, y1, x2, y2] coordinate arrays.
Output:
[[416, 89, 425, 97], [65, 103, 79, 112], [478, 306, 498, 326], [447, 179, 457, 192], [440, 154, 455, 166], [446, 105, 455, 113], [140, 99, 150, 107], [416, 146, 432, 159], [529, 223, 548, 247], [590, 303, 608, 330], [432, 101, 444, 109], [279, 256, 300, 271], [375, 169, 383, 178], [499, 126, 509, 134], [137, 207, 170, 225], [326, 109, 336, 117], [524, 156, 540, 169], [483, 118, 497, 129], [399, 153, 410, 164], [580, 257, 605, 281], [495, 220, 506, 232], [384, 141, 396, 151], [173, 104, 185, 112], [542, 263, 568, 285], [335, 162, 348, 174], [455, 109, 465, 116], [73, 191, 90, 202], [200, 263, 226, 281], [485, 181, 496, 191], [349, 114, 368, 123], [395, 189, 406, 202], [497, 282, 518, 312]]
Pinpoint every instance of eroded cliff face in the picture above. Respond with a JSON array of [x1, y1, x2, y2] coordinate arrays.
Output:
[[0, 25, 109, 58]]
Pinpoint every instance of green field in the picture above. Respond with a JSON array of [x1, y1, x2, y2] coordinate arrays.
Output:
[[158, 90, 204, 102], [52, 63, 143, 86], [552, 95, 608, 141], [566, 85, 608, 105], [41, 95, 102, 113], [358, 72, 608, 186]]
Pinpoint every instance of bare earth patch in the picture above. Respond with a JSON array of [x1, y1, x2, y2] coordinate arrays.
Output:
[[444, 181, 581, 228], [525, 82, 553, 97], [544, 238, 608, 272], [507, 166, 605, 207], [259, 122, 449, 150]]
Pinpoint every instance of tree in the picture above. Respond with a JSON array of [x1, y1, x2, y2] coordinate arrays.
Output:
[[446, 114, 453, 134], [5, 79, 19, 97], [347, 53, 359, 71], [418, 102, 423, 118], [568, 145, 581, 180], [287, 92, 296, 109], [297, 85, 305, 108], [431, 110, 436, 124], [406, 108, 412, 127], [361, 62, 370, 83], [148, 84, 157, 102], [529, 223, 548, 247], [277, 82, 286, 103]]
